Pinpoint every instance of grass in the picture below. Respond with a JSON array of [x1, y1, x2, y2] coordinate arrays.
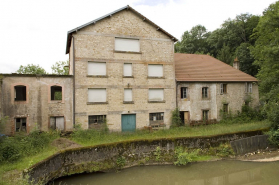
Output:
[[71, 120, 271, 146]]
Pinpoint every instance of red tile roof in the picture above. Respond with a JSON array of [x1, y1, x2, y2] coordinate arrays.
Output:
[[174, 53, 257, 82]]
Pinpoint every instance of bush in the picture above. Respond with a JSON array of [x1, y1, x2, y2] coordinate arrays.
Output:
[[171, 108, 183, 127], [174, 147, 199, 166]]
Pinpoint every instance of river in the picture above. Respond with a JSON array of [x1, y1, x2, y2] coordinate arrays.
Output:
[[52, 160, 279, 185]]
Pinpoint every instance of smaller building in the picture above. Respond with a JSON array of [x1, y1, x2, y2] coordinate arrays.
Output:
[[0, 74, 73, 135], [175, 53, 259, 125]]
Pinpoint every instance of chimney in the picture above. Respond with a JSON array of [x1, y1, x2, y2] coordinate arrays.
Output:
[[233, 57, 240, 70]]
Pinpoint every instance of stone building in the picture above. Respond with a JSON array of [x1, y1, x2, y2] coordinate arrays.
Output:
[[66, 5, 177, 131], [175, 54, 259, 125], [0, 74, 73, 134], [0, 6, 260, 134]]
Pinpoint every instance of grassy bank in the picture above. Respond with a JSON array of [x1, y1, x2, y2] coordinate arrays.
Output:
[[0, 120, 271, 184], [72, 120, 271, 146]]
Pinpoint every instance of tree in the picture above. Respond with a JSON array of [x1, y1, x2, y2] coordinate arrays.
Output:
[[175, 25, 211, 54], [250, 1, 279, 128], [51, 61, 69, 75], [16, 64, 47, 74], [216, 44, 234, 65]]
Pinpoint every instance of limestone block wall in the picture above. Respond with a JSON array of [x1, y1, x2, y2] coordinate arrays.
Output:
[[0, 75, 73, 135], [177, 82, 260, 122], [71, 10, 176, 130]]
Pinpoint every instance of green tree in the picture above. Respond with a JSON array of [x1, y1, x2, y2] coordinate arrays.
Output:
[[216, 44, 234, 65], [51, 61, 69, 75], [250, 1, 279, 128], [16, 64, 47, 74], [175, 25, 211, 54]]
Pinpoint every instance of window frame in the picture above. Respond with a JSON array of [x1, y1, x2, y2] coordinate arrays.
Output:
[[147, 64, 164, 78], [12, 83, 29, 104], [149, 112, 164, 126], [148, 88, 165, 103], [87, 61, 107, 77], [202, 87, 209, 99], [181, 87, 188, 99], [15, 117, 27, 132], [114, 37, 141, 53], [50, 85, 62, 101], [14, 85, 27, 101], [88, 115, 107, 129], [123, 88, 133, 103], [220, 83, 227, 94], [202, 110, 209, 121], [87, 88, 108, 104], [245, 82, 253, 93], [123, 63, 133, 77]]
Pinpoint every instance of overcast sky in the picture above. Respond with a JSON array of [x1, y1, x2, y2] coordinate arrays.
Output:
[[0, 0, 276, 74]]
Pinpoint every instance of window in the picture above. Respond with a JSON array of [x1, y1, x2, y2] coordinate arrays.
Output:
[[202, 110, 209, 121], [220, 84, 227, 94], [115, 38, 140, 52], [89, 115, 106, 129], [124, 89, 132, 102], [245, 82, 252, 93], [14, 86, 26, 101], [88, 89, 106, 103], [148, 64, 163, 77], [123, 63, 132, 77], [51, 86, 62, 100], [181, 87, 188, 99], [202, 87, 208, 98], [88, 62, 106, 76], [50, 117, 64, 130], [223, 104, 228, 113], [15, 118, 26, 132], [149, 112, 164, 126], [148, 89, 164, 101]]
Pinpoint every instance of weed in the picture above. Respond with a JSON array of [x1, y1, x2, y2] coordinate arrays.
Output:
[[116, 156, 126, 168], [174, 147, 200, 166], [154, 146, 161, 161]]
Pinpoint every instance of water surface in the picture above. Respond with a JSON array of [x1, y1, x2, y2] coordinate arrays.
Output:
[[52, 160, 279, 185]]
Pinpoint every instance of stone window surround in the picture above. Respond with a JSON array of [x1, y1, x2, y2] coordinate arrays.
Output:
[[48, 84, 65, 103], [11, 83, 29, 104], [48, 115, 66, 131]]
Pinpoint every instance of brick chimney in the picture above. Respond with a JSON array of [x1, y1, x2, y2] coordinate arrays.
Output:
[[233, 57, 240, 70]]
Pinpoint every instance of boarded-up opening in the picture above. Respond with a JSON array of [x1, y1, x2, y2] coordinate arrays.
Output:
[[115, 38, 140, 52], [88, 62, 106, 75], [88, 89, 106, 102], [89, 115, 106, 129], [123, 63, 132, 76], [14, 86, 26, 101], [148, 64, 163, 77], [148, 89, 164, 101], [124, 89, 132, 102], [51, 86, 62, 100], [15, 118, 26, 132], [50, 117, 64, 130]]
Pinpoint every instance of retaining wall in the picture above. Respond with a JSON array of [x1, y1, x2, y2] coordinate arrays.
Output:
[[26, 130, 265, 184]]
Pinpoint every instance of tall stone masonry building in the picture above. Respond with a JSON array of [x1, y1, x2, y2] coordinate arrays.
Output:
[[66, 6, 178, 131]]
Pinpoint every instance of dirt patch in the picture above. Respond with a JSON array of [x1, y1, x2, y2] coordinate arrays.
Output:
[[234, 148, 279, 162], [51, 138, 82, 150]]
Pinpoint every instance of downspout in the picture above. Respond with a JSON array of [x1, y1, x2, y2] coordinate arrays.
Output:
[[175, 79, 178, 108], [72, 36, 76, 127]]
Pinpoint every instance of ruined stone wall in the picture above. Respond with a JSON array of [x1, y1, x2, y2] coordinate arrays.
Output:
[[177, 82, 260, 122], [71, 10, 176, 130], [0, 75, 73, 135]]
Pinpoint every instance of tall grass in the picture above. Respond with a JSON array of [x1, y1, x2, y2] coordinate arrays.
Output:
[[71, 120, 271, 146]]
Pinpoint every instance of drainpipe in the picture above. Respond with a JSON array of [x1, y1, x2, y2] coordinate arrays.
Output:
[[72, 36, 76, 127], [175, 79, 178, 108]]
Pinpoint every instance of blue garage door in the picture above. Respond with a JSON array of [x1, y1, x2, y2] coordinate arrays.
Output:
[[121, 114, 136, 132]]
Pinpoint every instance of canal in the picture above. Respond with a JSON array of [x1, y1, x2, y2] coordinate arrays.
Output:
[[52, 160, 279, 185]]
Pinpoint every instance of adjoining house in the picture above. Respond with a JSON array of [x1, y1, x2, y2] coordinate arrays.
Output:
[[175, 54, 259, 126], [0, 6, 259, 135]]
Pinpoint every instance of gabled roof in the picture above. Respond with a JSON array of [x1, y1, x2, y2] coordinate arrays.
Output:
[[174, 53, 258, 82], [66, 5, 178, 54]]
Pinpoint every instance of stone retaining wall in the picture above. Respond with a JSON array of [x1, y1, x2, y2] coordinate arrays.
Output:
[[26, 130, 265, 184]]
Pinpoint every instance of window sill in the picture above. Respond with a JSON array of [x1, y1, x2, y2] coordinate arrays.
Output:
[[87, 75, 108, 78], [148, 100, 166, 103], [147, 77, 165, 79], [50, 100, 63, 103], [87, 102, 108, 105], [181, 98, 189, 101], [114, 50, 142, 54], [14, 101, 28, 104], [123, 101, 134, 104], [123, 76, 134, 78], [202, 98, 210, 100]]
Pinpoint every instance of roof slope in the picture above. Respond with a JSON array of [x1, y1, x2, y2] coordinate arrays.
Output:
[[175, 53, 257, 82], [66, 5, 178, 54]]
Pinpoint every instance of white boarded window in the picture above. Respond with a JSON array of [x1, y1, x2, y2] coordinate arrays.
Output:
[[88, 89, 106, 102], [88, 62, 106, 75], [149, 89, 164, 101], [123, 63, 132, 76], [124, 89, 132, 102], [148, 64, 163, 77], [115, 38, 140, 52]]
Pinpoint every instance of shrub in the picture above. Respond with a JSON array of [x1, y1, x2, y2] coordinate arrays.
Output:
[[174, 147, 199, 166], [171, 108, 183, 127]]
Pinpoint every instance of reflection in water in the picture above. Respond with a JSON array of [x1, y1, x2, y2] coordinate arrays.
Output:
[[52, 161, 279, 185]]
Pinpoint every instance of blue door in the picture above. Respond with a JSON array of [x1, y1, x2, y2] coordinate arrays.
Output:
[[121, 114, 136, 132]]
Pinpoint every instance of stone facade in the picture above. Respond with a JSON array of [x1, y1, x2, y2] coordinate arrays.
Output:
[[69, 10, 176, 130], [177, 82, 259, 124], [0, 74, 73, 135]]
